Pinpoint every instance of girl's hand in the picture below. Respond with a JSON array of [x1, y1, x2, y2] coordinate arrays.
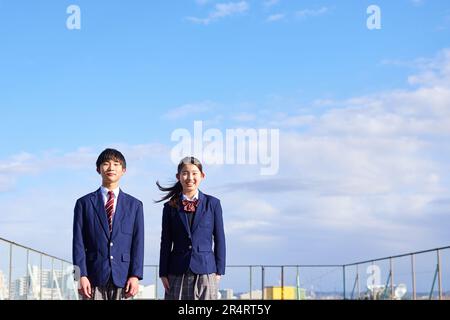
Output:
[[161, 276, 170, 293]]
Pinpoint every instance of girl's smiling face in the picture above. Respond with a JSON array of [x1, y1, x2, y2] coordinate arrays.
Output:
[[177, 163, 205, 194]]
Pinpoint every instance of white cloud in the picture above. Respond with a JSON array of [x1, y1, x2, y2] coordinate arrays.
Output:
[[214, 48, 450, 258], [0, 152, 37, 174], [263, 0, 280, 7], [0, 144, 170, 193], [266, 13, 285, 22], [0, 175, 14, 192], [269, 114, 315, 127], [195, 0, 211, 5], [239, 233, 282, 246], [407, 49, 450, 86], [187, 1, 249, 25], [3, 49, 450, 266], [0, 152, 47, 192], [232, 112, 256, 122], [0, 143, 172, 261], [296, 7, 329, 19], [226, 219, 271, 233], [162, 101, 215, 119]]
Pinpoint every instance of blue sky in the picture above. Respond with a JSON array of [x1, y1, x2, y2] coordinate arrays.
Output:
[[1, 0, 450, 292]]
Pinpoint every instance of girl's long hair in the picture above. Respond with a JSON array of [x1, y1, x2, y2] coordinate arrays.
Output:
[[155, 156, 203, 208]]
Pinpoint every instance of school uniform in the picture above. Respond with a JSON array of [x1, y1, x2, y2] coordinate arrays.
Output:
[[159, 190, 226, 300], [73, 187, 144, 300]]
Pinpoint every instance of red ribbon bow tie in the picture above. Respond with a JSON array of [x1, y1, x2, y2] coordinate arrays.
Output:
[[182, 199, 199, 213]]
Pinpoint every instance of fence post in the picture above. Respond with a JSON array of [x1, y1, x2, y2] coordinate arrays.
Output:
[[281, 266, 284, 300], [25, 250, 29, 300], [249, 266, 253, 300], [437, 250, 442, 300], [356, 264, 360, 299], [8, 243, 13, 300], [261, 266, 265, 300], [411, 254, 416, 300], [51, 258, 55, 300], [296, 266, 300, 300], [390, 258, 394, 300], [155, 266, 158, 300], [342, 265, 346, 300]]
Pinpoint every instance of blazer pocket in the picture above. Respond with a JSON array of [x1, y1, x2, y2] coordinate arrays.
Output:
[[87, 252, 97, 261], [121, 223, 133, 235], [122, 253, 130, 262], [199, 220, 212, 228], [199, 213, 213, 227]]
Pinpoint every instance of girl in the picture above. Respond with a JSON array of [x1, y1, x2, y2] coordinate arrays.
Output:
[[156, 156, 226, 300]]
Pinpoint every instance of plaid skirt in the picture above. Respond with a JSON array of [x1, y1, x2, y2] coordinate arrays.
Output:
[[165, 269, 219, 300]]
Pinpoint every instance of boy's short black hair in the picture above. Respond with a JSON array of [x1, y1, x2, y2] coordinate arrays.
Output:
[[96, 148, 127, 171]]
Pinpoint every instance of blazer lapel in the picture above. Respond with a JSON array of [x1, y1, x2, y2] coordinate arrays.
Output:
[[177, 200, 191, 237], [111, 190, 126, 238], [191, 190, 206, 233], [91, 188, 110, 238]]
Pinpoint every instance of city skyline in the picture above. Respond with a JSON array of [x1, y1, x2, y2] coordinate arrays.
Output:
[[1, 236, 448, 299]]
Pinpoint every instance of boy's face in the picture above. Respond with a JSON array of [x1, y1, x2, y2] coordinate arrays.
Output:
[[176, 164, 205, 194], [98, 159, 126, 185]]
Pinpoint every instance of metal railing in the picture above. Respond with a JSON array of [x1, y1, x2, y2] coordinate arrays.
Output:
[[140, 264, 344, 300], [142, 246, 450, 300], [343, 245, 450, 300], [1, 236, 449, 300], [0, 237, 78, 300]]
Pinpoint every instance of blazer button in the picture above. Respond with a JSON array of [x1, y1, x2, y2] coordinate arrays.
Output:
[[110, 242, 113, 247], [110, 256, 114, 260], [188, 245, 192, 250]]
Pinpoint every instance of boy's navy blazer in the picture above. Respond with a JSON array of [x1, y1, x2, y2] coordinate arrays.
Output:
[[72, 188, 144, 287], [159, 190, 226, 277]]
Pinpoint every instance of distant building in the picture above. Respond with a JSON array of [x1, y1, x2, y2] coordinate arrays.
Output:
[[10, 276, 27, 300], [239, 289, 262, 300], [219, 288, 235, 299], [135, 284, 156, 299], [264, 286, 306, 300], [0, 270, 8, 300], [8, 265, 76, 300]]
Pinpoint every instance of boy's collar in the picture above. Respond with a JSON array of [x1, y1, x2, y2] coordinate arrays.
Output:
[[100, 186, 120, 198]]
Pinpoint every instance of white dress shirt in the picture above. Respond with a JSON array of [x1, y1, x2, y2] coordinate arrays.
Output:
[[181, 191, 199, 201], [101, 186, 120, 215]]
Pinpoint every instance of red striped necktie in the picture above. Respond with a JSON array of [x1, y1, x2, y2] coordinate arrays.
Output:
[[105, 191, 115, 233]]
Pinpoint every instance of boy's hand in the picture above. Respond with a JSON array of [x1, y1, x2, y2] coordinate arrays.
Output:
[[79, 276, 92, 299], [216, 274, 221, 282], [161, 276, 170, 293], [125, 276, 139, 298]]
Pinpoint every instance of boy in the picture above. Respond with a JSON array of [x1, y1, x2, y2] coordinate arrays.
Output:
[[73, 148, 144, 300]]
